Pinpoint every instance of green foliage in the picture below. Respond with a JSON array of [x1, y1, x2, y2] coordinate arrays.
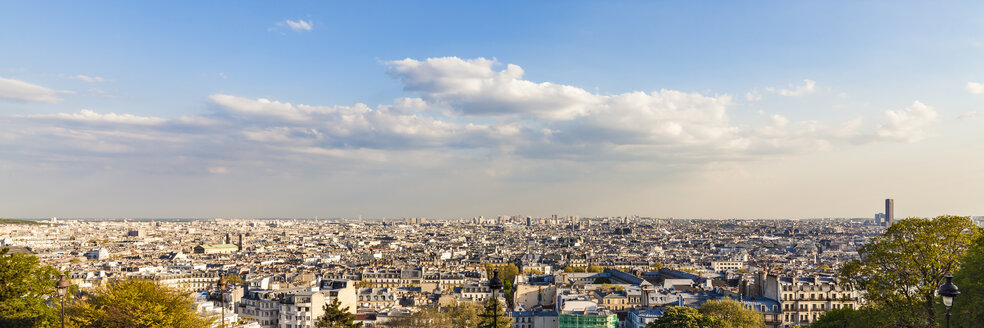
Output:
[[477, 297, 511, 328], [697, 299, 763, 328], [811, 306, 896, 328], [810, 307, 858, 328], [483, 263, 519, 309], [315, 298, 361, 328], [221, 274, 243, 286], [838, 215, 979, 328], [564, 266, 587, 273], [592, 277, 612, 284], [67, 278, 212, 328], [952, 234, 984, 328], [646, 306, 718, 328], [0, 248, 62, 328], [522, 269, 542, 274], [380, 302, 480, 328], [587, 265, 604, 273]]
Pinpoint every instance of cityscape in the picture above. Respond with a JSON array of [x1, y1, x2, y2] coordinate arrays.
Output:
[[3, 1, 984, 328], [2, 199, 984, 327]]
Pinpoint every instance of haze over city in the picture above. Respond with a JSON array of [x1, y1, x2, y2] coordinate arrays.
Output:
[[2, 1, 983, 219]]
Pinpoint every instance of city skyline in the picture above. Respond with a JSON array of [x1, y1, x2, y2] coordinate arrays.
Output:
[[2, 1, 983, 219]]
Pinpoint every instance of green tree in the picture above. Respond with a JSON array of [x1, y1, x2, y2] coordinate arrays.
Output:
[[379, 306, 450, 328], [67, 278, 212, 328], [380, 302, 480, 328], [0, 248, 62, 328], [587, 265, 604, 273], [446, 301, 481, 328], [810, 306, 895, 328], [810, 307, 857, 328], [477, 298, 511, 328], [952, 233, 984, 328], [593, 277, 612, 284], [646, 306, 718, 328], [697, 299, 763, 328], [221, 274, 243, 286], [315, 298, 361, 328], [838, 215, 979, 328], [565, 266, 587, 273]]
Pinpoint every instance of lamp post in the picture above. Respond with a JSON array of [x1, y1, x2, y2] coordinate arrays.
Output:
[[488, 269, 503, 328], [217, 275, 227, 328], [56, 274, 70, 328], [938, 274, 960, 328]]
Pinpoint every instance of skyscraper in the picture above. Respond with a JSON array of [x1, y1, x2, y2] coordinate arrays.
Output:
[[885, 198, 894, 226]]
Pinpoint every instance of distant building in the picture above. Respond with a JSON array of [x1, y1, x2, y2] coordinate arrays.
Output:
[[885, 199, 894, 226], [85, 248, 110, 260], [194, 244, 238, 254]]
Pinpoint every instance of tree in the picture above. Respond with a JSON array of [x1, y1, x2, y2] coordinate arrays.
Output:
[[587, 265, 604, 273], [67, 278, 212, 328], [593, 277, 612, 284], [221, 274, 243, 285], [477, 297, 511, 328], [379, 306, 450, 328], [379, 302, 480, 328], [0, 248, 62, 328], [810, 306, 895, 328], [646, 306, 718, 328], [808, 307, 857, 328], [698, 299, 763, 328], [315, 298, 361, 328], [838, 215, 979, 328], [952, 233, 984, 328], [446, 301, 481, 328]]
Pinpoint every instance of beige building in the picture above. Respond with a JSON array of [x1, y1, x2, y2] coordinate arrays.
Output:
[[745, 273, 860, 327], [194, 244, 239, 254]]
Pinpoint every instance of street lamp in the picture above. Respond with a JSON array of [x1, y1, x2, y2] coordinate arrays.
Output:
[[938, 274, 960, 328], [56, 274, 70, 328], [217, 275, 227, 328], [488, 269, 502, 328]]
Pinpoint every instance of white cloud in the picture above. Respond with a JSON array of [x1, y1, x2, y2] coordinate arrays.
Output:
[[967, 82, 984, 94], [0, 77, 62, 103], [0, 58, 945, 179], [26, 109, 167, 125], [772, 79, 816, 97], [70, 75, 105, 83], [745, 91, 762, 101], [876, 101, 939, 142], [285, 19, 313, 31], [958, 111, 978, 121], [386, 57, 599, 120]]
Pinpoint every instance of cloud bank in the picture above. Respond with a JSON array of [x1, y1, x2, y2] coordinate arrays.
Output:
[[0, 77, 62, 103], [0, 57, 940, 176]]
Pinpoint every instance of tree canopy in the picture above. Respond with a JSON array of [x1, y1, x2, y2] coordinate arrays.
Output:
[[0, 248, 62, 328], [646, 306, 718, 328], [477, 297, 511, 328], [380, 302, 481, 328], [67, 278, 212, 328], [697, 299, 763, 328], [952, 233, 984, 328], [838, 215, 980, 328], [315, 298, 361, 328]]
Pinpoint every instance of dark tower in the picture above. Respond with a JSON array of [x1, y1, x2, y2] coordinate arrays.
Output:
[[237, 233, 244, 251], [885, 199, 894, 227]]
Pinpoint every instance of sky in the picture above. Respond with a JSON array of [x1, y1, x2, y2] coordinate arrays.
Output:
[[1, 1, 983, 219]]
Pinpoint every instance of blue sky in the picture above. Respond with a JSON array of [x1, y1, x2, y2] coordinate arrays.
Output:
[[1, 1, 982, 219]]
